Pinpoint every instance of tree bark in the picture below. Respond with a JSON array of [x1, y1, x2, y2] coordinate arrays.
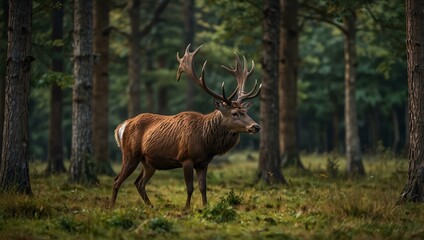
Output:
[[145, 49, 154, 112], [0, 0, 32, 194], [392, 108, 400, 153], [157, 55, 168, 114], [45, 0, 66, 175], [184, 0, 196, 111], [0, 0, 8, 161], [399, 0, 424, 203], [127, 0, 141, 118], [257, 0, 287, 185], [126, 0, 169, 117], [343, 12, 365, 177], [93, 0, 114, 176], [279, 0, 304, 169], [368, 108, 379, 153], [332, 110, 340, 153], [70, 0, 97, 184]]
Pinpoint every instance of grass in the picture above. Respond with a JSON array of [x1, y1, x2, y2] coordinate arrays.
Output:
[[0, 152, 423, 239]]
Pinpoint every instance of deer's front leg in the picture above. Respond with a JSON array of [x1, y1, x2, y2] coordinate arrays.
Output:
[[182, 159, 194, 210], [195, 166, 208, 207]]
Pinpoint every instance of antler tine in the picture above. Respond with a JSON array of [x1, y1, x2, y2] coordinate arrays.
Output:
[[221, 52, 258, 103], [240, 83, 262, 101], [199, 62, 232, 105], [176, 44, 204, 82], [237, 80, 261, 101]]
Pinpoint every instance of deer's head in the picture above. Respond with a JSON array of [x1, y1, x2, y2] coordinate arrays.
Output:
[[176, 45, 261, 134]]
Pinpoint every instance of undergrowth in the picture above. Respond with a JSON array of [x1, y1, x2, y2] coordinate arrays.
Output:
[[0, 152, 422, 240]]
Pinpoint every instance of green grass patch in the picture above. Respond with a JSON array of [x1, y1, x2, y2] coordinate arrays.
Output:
[[0, 152, 423, 239]]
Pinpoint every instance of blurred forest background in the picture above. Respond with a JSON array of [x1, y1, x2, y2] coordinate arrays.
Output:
[[0, 0, 406, 163], [2, 0, 424, 238]]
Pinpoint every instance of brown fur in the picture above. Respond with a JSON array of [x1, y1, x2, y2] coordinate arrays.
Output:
[[111, 107, 259, 209], [111, 44, 261, 210]]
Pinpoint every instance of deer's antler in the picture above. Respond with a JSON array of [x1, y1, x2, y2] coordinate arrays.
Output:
[[221, 53, 262, 102], [177, 44, 233, 105]]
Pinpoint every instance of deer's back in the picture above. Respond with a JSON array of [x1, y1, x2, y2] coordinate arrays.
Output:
[[122, 112, 208, 168]]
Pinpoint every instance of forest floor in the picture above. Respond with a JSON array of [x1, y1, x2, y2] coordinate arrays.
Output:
[[0, 151, 423, 240]]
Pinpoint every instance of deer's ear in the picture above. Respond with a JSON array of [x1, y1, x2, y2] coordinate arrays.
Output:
[[213, 99, 230, 112], [242, 101, 253, 109]]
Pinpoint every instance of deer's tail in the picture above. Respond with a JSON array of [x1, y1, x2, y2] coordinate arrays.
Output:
[[114, 121, 128, 148]]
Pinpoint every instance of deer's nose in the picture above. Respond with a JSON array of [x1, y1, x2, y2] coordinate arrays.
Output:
[[248, 124, 261, 133]]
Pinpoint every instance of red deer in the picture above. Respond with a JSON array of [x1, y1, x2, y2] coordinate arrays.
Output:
[[111, 44, 261, 209]]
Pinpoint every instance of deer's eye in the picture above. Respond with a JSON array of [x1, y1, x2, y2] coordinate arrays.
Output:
[[232, 112, 238, 118]]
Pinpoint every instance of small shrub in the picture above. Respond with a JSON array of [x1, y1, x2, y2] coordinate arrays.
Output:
[[221, 189, 243, 207], [326, 156, 339, 178], [147, 217, 173, 233], [57, 217, 80, 233], [106, 214, 135, 230], [202, 201, 237, 223]]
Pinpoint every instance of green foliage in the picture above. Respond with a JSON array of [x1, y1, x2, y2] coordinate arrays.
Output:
[[147, 217, 173, 233], [202, 200, 237, 223], [325, 155, 340, 178], [0, 194, 56, 219], [37, 71, 73, 88], [105, 213, 135, 230], [1, 153, 423, 239], [221, 188, 243, 207], [202, 189, 243, 223], [56, 216, 81, 233]]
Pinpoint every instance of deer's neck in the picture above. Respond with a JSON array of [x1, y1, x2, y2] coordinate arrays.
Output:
[[202, 111, 240, 156]]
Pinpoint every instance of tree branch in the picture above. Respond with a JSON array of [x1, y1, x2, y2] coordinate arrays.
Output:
[[139, 0, 170, 37], [103, 26, 131, 39], [299, 2, 347, 35]]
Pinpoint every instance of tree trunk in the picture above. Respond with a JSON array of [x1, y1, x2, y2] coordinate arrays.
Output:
[[93, 0, 114, 176], [157, 55, 168, 114], [70, 0, 97, 184], [145, 49, 154, 112], [257, 0, 286, 185], [0, 0, 32, 194], [184, 0, 196, 111], [399, 0, 424, 203], [279, 0, 304, 169], [392, 108, 400, 154], [127, 0, 141, 118], [368, 108, 379, 153], [0, 0, 8, 160], [332, 110, 340, 153], [45, 0, 66, 175], [343, 12, 365, 177]]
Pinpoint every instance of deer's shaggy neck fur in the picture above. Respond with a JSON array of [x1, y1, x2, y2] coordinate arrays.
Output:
[[201, 110, 240, 156]]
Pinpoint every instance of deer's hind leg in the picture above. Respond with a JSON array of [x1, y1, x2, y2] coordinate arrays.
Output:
[[111, 153, 140, 208], [134, 158, 156, 207]]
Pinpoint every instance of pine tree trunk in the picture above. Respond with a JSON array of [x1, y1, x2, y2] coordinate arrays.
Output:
[[70, 0, 97, 184], [399, 0, 424, 203], [257, 0, 286, 185], [184, 0, 196, 111], [392, 109, 400, 153], [0, 0, 8, 160], [145, 49, 154, 112], [343, 12, 365, 177], [332, 110, 340, 153], [157, 55, 168, 114], [0, 0, 32, 194], [46, 0, 66, 175], [279, 0, 304, 169], [127, 0, 141, 118], [368, 108, 379, 153], [93, 0, 114, 176]]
